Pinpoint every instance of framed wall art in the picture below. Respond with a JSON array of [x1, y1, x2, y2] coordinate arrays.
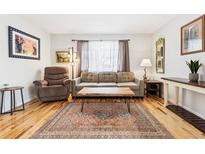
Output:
[[181, 15, 205, 55], [56, 49, 72, 64], [8, 26, 40, 60], [156, 38, 165, 73]]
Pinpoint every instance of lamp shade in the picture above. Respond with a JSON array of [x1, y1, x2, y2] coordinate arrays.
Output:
[[140, 58, 152, 67]]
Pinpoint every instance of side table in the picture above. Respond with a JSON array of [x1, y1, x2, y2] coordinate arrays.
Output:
[[145, 80, 162, 97], [0, 86, 25, 115]]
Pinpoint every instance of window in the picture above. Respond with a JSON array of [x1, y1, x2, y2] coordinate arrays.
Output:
[[87, 41, 119, 72], [78, 40, 129, 74]]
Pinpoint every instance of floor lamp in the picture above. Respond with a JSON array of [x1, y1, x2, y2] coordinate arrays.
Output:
[[69, 47, 75, 101], [71, 47, 75, 80]]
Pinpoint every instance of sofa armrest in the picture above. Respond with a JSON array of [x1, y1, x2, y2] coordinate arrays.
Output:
[[63, 79, 71, 86], [33, 80, 48, 87], [72, 77, 81, 96], [74, 77, 81, 85], [135, 78, 145, 97]]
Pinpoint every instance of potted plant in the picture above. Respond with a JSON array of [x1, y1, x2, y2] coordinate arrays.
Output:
[[186, 60, 202, 82]]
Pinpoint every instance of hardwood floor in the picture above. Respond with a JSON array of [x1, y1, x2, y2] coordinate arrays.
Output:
[[0, 96, 204, 139]]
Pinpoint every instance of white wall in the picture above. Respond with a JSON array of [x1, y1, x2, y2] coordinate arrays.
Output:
[[0, 15, 51, 112], [51, 34, 153, 79], [152, 14, 205, 118]]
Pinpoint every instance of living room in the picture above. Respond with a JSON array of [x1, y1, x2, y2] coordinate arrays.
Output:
[[0, 0, 205, 153]]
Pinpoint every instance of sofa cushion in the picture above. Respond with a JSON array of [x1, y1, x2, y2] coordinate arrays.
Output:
[[39, 85, 68, 97], [47, 79, 65, 86], [77, 82, 98, 87], [117, 72, 135, 82], [117, 82, 139, 90], [97, 82, 117, 87], [81, 72, 98, 82], [98, 72, 117, 82]]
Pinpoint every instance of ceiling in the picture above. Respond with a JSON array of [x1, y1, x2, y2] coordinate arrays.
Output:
[[21, 14, 177, 34]]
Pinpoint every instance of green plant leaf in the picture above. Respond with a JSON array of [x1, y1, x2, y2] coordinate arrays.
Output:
[[186, 61, 193, 73], [186, 60, 202, 73]]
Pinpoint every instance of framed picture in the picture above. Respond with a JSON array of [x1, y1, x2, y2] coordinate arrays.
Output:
[[156, 38, 165, 73], [181, 15, 205, 55], [56, 50, 72, 63], [8, 26, 40, 60]]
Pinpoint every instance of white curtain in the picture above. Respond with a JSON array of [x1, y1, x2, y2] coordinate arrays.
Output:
[[88, 41, 119, 72]]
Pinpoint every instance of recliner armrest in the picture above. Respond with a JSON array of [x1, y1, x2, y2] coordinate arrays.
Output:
[[63, 79, 71, 86], [33, 80, 48, 87]]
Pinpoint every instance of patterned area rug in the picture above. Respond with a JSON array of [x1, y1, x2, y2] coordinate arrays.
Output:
[[31, 101, 173, 139]]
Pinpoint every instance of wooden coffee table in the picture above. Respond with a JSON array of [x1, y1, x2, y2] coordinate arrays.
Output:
[[74, 87, 135, 113]]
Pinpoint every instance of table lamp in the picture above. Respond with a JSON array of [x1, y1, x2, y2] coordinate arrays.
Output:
[[140, 58, 152, 81]]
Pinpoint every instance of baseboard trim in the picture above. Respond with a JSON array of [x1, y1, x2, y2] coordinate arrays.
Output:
[[1, 98, 38, 114]]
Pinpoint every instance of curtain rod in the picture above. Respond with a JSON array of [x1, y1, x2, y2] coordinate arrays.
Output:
[[72, 39, 130, 42]]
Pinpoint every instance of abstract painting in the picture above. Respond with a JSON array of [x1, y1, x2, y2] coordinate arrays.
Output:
[[8, 26, 40, 60]]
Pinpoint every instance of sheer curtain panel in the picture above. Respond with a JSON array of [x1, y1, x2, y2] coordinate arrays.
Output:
[[76, 40, 130, 74], [88, 41, 119, 72]]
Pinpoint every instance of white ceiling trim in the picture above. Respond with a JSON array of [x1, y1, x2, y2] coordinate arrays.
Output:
[[21, 14, 177, 34]]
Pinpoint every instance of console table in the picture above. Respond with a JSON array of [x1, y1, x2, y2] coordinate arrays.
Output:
[[162, 77, 205, 133]]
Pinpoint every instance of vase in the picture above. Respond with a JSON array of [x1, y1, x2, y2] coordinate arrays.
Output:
[[189, 73, 199, 82]]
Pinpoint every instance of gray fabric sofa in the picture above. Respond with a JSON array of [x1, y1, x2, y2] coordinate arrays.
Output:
[[73, 72, 144, 97]]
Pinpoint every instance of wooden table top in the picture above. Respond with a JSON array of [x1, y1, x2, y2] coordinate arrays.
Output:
[[145, 80, 162, 84], [77, 87, 135, 97], [0, 86, 24, 91], [161, 77, 205, 89]]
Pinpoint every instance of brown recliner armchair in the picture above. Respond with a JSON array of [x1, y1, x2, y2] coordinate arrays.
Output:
[[33, 67, 71, 102]]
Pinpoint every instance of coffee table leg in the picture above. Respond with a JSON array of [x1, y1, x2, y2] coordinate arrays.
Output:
[[81, 102, 84, 112], [13, 90, 16, 110], [127, 99, 131, 113], [20, 89, 25, 110], [10, 90, 13, 115], [1, 91, 4, 114]]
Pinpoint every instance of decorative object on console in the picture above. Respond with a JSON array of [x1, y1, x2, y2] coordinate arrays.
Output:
[[2, 84, 9, 88], [140, 58, 152, 81], [8, 26, 40, 60], [56, 49, 72, 63], [156, 38, 165, 73], [181, 15, 205, 55], [186, 60, 202, 82]]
